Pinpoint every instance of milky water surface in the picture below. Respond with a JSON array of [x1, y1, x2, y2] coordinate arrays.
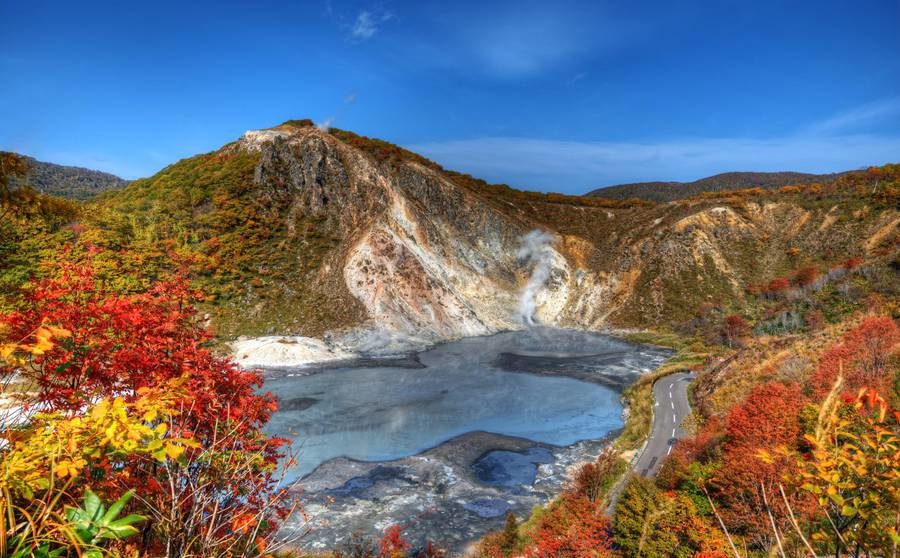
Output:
[[263, 328, 670, 477]]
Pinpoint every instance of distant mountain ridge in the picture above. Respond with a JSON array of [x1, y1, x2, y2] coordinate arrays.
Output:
[[587, 171, 846, 202], [5, 152, 128, 200]]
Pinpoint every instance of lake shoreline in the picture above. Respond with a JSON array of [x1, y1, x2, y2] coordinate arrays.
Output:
[[287, 428, 623, 554]]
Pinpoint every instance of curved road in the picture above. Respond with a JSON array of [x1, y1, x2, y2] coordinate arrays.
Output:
[[633, 372, 694, 477]]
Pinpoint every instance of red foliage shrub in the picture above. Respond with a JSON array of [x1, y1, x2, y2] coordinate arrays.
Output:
[[572, 448, 621, 502], [791, 266, 820, 287], [724, 382, 806, 455], [379, 525, 411, 558], [523, 493, 613, 557], [842, 257, 864, 270], [766, 277, 790, 294], [809, 316, 899, 398], [1, 264, 278, 436]]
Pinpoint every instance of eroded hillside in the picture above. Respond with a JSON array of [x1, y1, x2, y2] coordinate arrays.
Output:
[[73, 121, 898, 344]]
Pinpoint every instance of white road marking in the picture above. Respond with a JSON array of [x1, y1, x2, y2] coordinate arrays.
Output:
[[670, 401, 675, 410], [672, 427, 676, 437], [667, 445, 673, 455]]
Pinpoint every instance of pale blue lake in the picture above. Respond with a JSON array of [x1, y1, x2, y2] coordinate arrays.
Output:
[[263, 328, 670, 477]]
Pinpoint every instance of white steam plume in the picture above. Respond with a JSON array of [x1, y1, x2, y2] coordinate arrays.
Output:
[[316, 117, 335, 132], [316, 92, 358, 132], [516, 230, 556, 326]]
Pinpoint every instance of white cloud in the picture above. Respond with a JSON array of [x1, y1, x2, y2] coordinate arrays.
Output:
[[408, 133, 900, 193], [423, 2, 656, 79], [350, 10, 392, 41], [808, 97, 900, 134]]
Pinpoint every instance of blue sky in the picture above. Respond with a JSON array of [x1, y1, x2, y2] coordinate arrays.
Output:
[[2, 0, 899, 193]]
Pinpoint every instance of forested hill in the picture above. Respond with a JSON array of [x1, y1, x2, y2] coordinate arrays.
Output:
[[5, 152, 128, 200], [587, 170, 845, 202]]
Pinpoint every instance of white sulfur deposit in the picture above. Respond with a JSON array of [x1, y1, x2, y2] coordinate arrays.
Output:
[[231, 336, 354, 368]]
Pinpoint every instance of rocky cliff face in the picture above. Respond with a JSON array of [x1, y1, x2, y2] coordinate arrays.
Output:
[[124, 122, 900, 352], [234, 126, 549, 342]]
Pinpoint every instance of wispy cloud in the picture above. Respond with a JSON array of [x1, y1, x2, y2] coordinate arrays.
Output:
[[350, 9, 393, 41], [410, 2, 655, 80], [808, 97, 900, 134], [408, 133, 900, 193], [567, 72, 587, 85]]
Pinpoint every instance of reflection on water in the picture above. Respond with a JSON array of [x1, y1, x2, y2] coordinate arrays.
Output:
[[263, 328, 670, 477]]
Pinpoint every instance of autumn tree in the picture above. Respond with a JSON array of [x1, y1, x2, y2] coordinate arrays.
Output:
[[0, 324, 194, 556], [477, 513, 520, 558], [0, 262, 295, 556], [793, 388, 900, 557], [572, 447, 624, 503], [614, 476, 657, 556], [502, 513, 520, 555], [614, 476, 728, 557], [0, 151, 29, 218], [810, 315, 899, 398], [655, 418, 724, 515], [713, 382, 808, 549], [720, 314, 750, 348]]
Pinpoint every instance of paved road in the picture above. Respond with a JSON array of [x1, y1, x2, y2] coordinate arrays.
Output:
[[633, 372, 694, 477]]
